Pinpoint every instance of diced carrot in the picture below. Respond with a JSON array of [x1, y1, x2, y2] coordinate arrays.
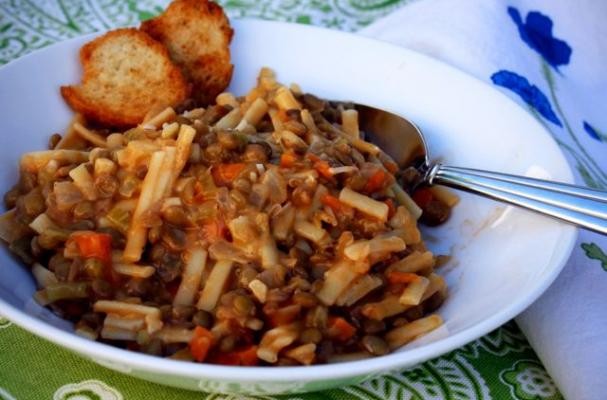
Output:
[[327, 317, 356, 341], [383, 161, 399, 174], [321, 194, 344, 213], [387, 271, 421, 285], [364, 169, 388, 193], [201, 218, 227, 243], [211, 163, 246, 186], [213, 345, 259, 366], [412, 187, 434, 208], [310, 158, 333, 180], [189, 326, 214, 362], [236, 345, 259, 366], [70, 231, 112, 263], [280, 152, 298, 168]]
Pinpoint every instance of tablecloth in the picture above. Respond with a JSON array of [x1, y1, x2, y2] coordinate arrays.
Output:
[[361, 1, 607, 399], [0, 1, 583, 399]]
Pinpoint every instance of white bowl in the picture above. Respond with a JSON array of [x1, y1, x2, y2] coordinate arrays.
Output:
[[0, 20, 576, 395]]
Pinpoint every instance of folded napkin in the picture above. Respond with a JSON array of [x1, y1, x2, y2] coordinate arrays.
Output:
[[362, 1, 607, 398]]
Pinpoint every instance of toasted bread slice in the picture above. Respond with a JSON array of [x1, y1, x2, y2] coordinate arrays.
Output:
[[141, 0, 234, 105], [61, 28, 190, 127]]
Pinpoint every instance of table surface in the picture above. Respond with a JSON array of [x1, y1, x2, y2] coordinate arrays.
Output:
[[0, 1, 562, 399]]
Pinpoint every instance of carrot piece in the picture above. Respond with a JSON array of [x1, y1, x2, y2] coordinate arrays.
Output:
[[189, 326, 214, 362], [314, 160, 333, 179], [364, 169, 387, 193], [327, 317, 356, 341], [384, 161, 399, 174], [387, 271, 421, 285], [280, 152, 297, 168], [412, 187, 434, 208], [321, 194, 345, 213], [211, 163, 246, 186], [70, 232, 112, 263], [201, 218, 227, 243]]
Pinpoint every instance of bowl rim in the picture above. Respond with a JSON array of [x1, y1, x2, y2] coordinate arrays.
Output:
[[0, 18, 578, 383]]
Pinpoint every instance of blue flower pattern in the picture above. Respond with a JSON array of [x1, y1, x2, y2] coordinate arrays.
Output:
[[507, 7, 572, 70], [490, 70, 561, 127], [492, 6, 607, 271]]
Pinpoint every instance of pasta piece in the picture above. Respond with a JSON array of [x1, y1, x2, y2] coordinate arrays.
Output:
[[214, 108, 242, 130], [339, 187, 388, 221], [285, 343, 316, 365], [258, 213, 279, 269], [169, 124, 196, 194], [248, 279, 268, 303], [20, 150, 89, 173], [351, 138, 380, 155], [113, 263, 156, 278], [316, 260, 360, 305], [156, 327, 194, 343], [341, 109, 359, 138], [386, 314, 443, 349], [361, 295, 410, 320], [104, 314, 146, 331], [197, 260, 234, 312], [268, 108, 284, 132], [141, 106, 176, 129], [399, 276, 430, 306], [75, 326, 98, 340], [32, 263, 58, 288], [216, 92, 239, 108], [335, 274, 382, 306], [152, 146, 176, 202], [344, 236, 406, 262], [100, 325, 138, 341], [94, 158, 117, 176], [387, 251, 435, 274], [93, 300, 161, 317], [173, 248, 208, 306], [391, 184, 422, 220], [68, 164, 98, 200], [294, 220, 329, 246], [123, 150, 165, 262], [73, 123, 107, 148], [106, 133, 124, 149], [161, 121, 180, 139], [257, 322, 300, 363], [421, 273, 447, 302], [236, 97, 268, 130], [29, 213, 60, 235], [274, 87, 301, 111], [271, 203, 295, 241], [55, 113, 87, 150]]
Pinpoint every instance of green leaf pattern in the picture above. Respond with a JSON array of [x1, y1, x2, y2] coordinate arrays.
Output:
[[0, 1, 565, 399], [0, 0, 414, 64]]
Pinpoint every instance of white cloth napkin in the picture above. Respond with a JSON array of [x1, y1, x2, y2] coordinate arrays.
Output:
[[361, 1, 607, 399]]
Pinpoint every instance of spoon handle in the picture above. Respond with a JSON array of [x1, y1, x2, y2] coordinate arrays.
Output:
[[428, 164, 607, 235]]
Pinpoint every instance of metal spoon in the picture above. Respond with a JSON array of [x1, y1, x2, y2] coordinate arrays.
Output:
[[356, 104, 607, 235]]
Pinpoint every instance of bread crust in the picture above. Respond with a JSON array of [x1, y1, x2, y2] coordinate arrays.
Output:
[[61, 28, 190, 127], [141, 0, 234, 105]]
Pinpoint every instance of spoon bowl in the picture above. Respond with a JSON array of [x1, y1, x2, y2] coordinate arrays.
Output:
[[356, 104, 607, 235]]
